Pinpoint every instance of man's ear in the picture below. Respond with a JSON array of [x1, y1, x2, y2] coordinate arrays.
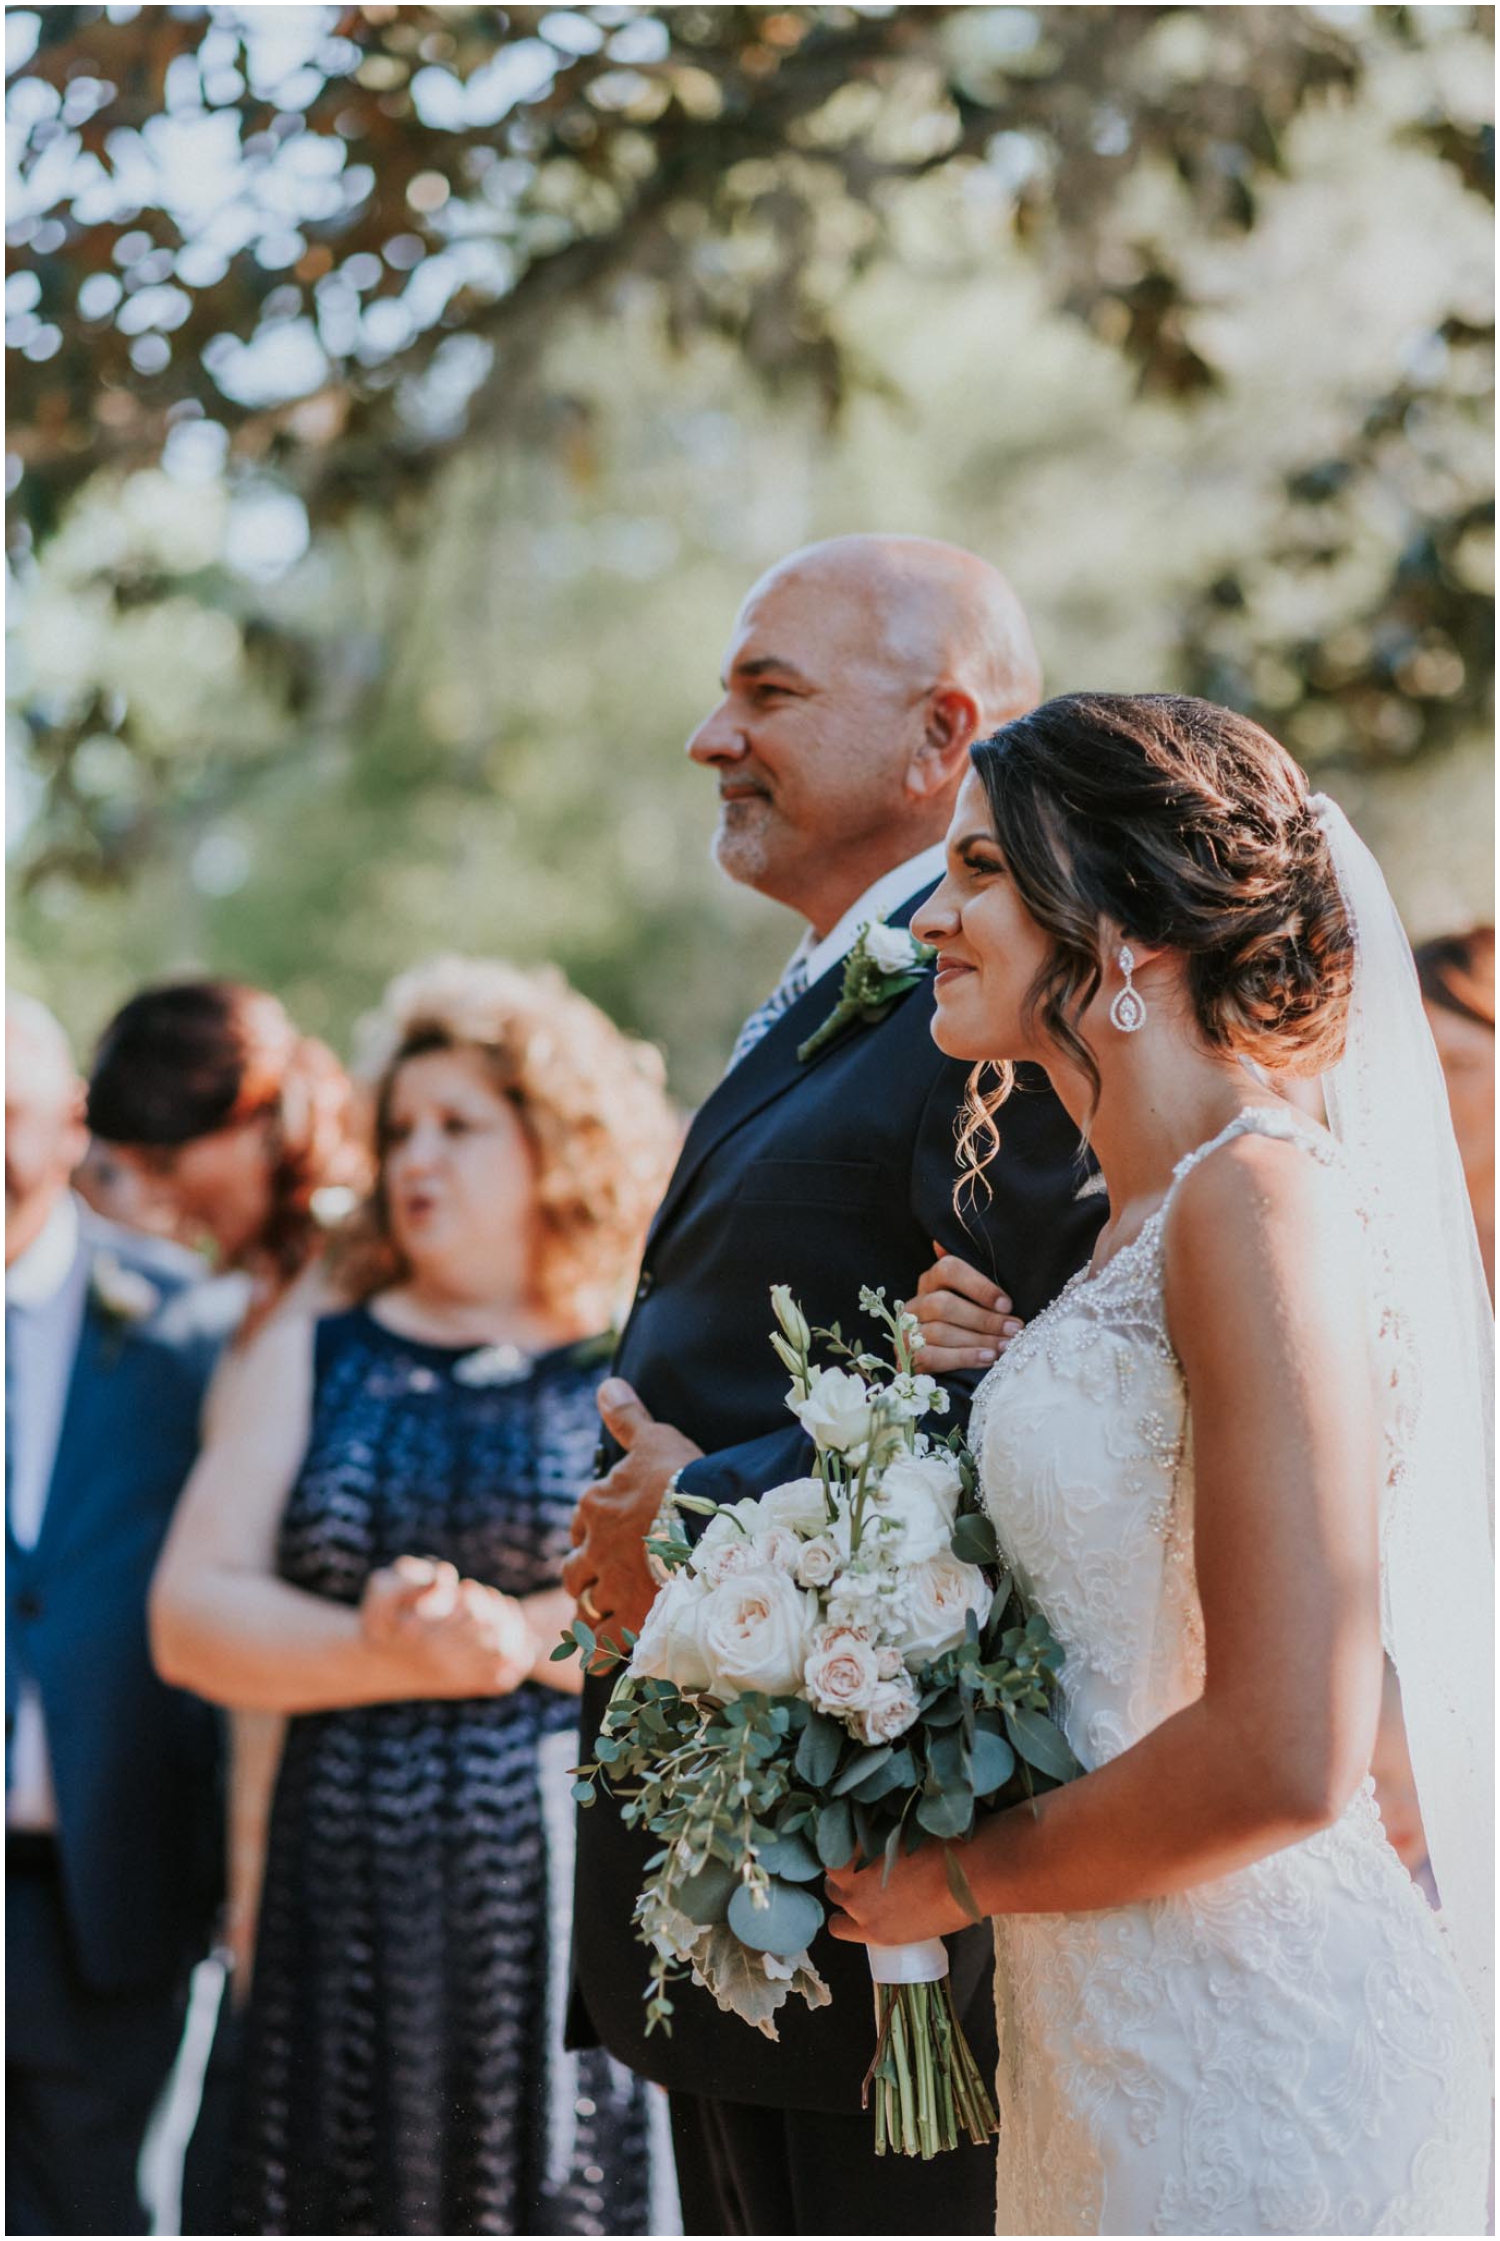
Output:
[[906, 686, 981, 800]]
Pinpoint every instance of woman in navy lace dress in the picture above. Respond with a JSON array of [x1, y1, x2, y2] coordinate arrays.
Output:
[[151, 958, 680, 2235]]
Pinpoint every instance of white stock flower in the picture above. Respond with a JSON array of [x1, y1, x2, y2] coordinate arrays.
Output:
[[881, 1372, 946, 1422], [873, 1451, 963, 1563], [628, 1573, 714, 1693], [826, 1568, 884, 1629], [896, 1553, 992, 1665], [699, 1567, 817, 1699], [851, 1672, 921, 1745], [791, 1366, 873, 1457], [862, 921, 921, 975], [758, 1477, 831, 1537], [804, 1624, 881, 1719]]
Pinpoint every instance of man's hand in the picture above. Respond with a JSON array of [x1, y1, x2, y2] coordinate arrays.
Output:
[[908, 1243, 1023, 1374], [563, 1380, 702, 1658]]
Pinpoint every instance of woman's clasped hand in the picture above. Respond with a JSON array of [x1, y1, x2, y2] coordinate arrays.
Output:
[[358, 1553, 538, 1697]]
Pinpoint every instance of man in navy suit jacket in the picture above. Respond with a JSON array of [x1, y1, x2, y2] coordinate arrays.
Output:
[[564, 538, 1105, 2234], [5, 995, 233, 2236]]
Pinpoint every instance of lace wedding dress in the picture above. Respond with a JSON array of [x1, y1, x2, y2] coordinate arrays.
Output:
[[969, 1106, 1491, 2237]]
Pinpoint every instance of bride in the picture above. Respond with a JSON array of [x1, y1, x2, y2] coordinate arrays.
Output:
[[825, 692, 1492, 2236]]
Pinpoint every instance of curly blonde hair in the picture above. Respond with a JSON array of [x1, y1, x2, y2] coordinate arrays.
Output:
[[338, 956, 679, 1332]]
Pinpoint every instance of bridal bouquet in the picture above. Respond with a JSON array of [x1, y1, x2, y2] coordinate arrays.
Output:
[[564, 1283, 1080, 2157]]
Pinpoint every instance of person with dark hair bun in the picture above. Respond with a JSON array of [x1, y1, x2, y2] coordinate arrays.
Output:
[[84, 981, 372, 2229], [86, 981, 369, 1325], [826, 694, 1491, 2235]]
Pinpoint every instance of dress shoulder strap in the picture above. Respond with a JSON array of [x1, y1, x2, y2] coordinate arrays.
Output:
[[1163, 1103, 1340, 1212]]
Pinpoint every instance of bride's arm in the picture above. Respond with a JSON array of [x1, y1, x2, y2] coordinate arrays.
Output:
[[829, 1133, 1384, 1940]]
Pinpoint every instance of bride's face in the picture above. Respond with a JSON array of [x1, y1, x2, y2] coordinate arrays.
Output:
[[913, 768, 1056, 1065]]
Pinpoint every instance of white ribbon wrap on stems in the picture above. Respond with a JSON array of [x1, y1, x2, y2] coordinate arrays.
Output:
[[867, 1937, 950, 1985]]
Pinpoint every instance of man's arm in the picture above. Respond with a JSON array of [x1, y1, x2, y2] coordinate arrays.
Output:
[[905, 1059, 1101, 1374]]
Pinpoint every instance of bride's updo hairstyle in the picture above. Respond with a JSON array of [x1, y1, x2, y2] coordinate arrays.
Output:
[[960, 692, 1354, 1179]]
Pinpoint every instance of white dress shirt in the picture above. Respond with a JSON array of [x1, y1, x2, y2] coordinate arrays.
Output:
[[789, 842, 948, 990], [7, 1191, 88, 1829]]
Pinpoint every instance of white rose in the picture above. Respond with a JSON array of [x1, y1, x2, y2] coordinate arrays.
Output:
[[699, 1566, 817, 1699], [795, 1530, 847, 1590], [791, 1367, 872, 1458], [697, 1535, 768, 1587], [628, 1573, 714, 1693], [877, 1645, 904, 1681], [758, 1477, 832, 1537], [751, 1524, 802, 1574], [863, 921, 920, 974], [896, 1553, 992, 1665], [690, 1498, 768, 1576], [804, 1624, 882, 1719], [874, 1451, 963, 1563], [852, 1672, 921, 1745]]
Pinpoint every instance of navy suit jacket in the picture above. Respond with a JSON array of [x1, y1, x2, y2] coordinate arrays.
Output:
[[569, 887, 1106, 2111], [6, 1212, 235, 1991]]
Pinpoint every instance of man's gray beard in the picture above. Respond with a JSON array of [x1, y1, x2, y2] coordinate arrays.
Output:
[[711, 808, 773, 889]]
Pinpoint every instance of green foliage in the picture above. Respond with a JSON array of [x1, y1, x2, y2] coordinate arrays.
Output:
[[6, 5, 1492, 1091], [11, 4, 1434, 519]]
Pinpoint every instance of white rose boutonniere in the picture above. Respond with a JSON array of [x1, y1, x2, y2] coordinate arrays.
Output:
[[796, 918, 935, 1062], [91, 1252, 161, 1332]]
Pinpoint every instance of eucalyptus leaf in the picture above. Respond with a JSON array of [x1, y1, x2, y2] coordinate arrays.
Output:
[[727, 1877, 825, 1957], [831, 1744, 892, 1797], [795, 1711, 844, 1789], [1004, 1705, 1083, 1781], [951, 1511, 998, 1565], [968, 1723, 1016, 1796], [755, 1829, 823, 1883], [943, 1843, 984, 1924], [847, 1748, 916, 1804], [814, 1798, 856, 1871], [927, 1729, 967, 1789], [675, 1858, 739, 1924], [916, 1787, 974, 1839]]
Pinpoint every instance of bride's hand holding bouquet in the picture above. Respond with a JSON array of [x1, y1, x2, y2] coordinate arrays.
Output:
[[562, 1281, 1080, 2157]]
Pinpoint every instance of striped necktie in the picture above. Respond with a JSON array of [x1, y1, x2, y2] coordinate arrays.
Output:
[[726, 953, 811, 1072]]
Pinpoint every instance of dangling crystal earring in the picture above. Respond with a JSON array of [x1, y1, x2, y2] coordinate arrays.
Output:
[[1109, 944, 1147, 1033]]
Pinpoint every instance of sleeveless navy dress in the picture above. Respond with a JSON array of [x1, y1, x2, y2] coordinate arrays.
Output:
[[233, 1307, 658, 2236]]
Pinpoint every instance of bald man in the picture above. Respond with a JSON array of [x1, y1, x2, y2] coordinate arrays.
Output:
[[6, 996, 231, 2235], [563, 540, 1105, 2235]]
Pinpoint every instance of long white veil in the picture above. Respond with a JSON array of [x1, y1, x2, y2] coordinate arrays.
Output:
[[1313, 795, 1494, 2058]]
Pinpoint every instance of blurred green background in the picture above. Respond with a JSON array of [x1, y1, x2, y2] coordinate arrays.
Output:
[[7, 4, 1493, 1105]]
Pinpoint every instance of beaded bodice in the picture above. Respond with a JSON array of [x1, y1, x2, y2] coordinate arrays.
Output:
[[970, 1105, 1339, 1772]]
